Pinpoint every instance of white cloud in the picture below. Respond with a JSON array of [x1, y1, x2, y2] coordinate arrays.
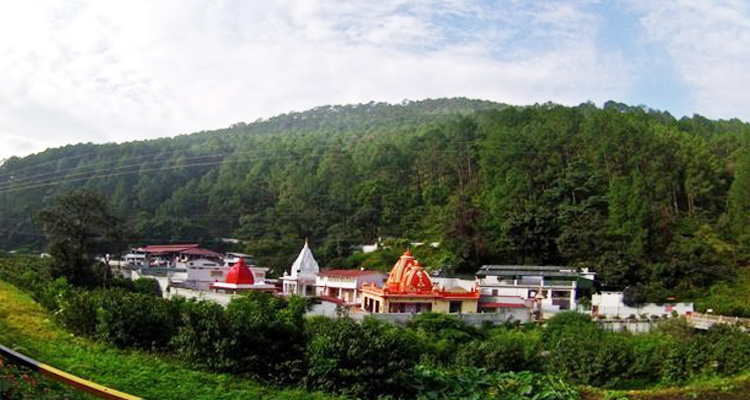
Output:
[[635, 0, 750, 119], [0, 0, 632, 160]]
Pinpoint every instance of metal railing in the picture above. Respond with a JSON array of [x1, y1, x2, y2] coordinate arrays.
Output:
[[686, 312, 750, 329], [0, 343, 142, 400]]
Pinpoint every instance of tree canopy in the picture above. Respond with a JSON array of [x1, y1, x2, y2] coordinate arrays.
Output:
[[2, 98, 749, 300]]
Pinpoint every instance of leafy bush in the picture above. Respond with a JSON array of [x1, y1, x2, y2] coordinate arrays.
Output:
[[55, 288, 103, 337], [626, 334, 673, 382], [408, 313, 483, 365], [542, 312, 598, 345], [543, 313, 634, 387], [172, 299, 230, 371], [132, 277, 162, 296], [305, 316, 423, 399], [456, 328, 542, 372], [411, 366, 580, 400], [223, 292, 307, 383], [548, 331, 633, 387], [34, 277, 70, 312], [95, 290, 179, 349]]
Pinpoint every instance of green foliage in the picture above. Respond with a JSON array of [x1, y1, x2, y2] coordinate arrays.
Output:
[[408, 312, 483, 365], [542, 312, 598, 345], [55, 287, 103, 337], [304, 316, 423, 399], [131, 277, 162, 296], [1, 100, 745, 294], [456, 328, 543, 373], [696, 269, 750, 317], [172, 299, 230, 371], [411, 366, 580, 400], [547, 326, 632, 387], [223, 292, 307, 383], [95, 290, 179, 350], [0, 355, 80, 400], [0, 279, 339, 400], [36, 190, 126, 286]]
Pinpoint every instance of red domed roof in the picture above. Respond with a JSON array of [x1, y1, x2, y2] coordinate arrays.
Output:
[[386, 249, 416, 291], [400, 261, 433, 292], [225, 258, 255, 284], [385, 250, 433, 293]]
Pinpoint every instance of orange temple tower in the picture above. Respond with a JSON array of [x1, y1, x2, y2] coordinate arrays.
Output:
[[361, 249, 479, 314]]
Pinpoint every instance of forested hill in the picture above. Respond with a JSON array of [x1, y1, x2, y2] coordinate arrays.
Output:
[[3, 98, 750, 301]]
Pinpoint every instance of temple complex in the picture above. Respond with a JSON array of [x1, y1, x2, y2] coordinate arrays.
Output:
[[282, 240, 320, 296], [211, 258, 275, 294], [360, 249, 480, 314]]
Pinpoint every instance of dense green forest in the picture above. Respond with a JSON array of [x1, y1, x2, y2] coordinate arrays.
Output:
[[2, 98, 750, 301]]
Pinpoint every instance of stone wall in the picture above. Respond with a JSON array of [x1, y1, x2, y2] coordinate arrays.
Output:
[[596, 319, 654, 333], [167, 286, 236, 306], [348, 308, 530, 326]]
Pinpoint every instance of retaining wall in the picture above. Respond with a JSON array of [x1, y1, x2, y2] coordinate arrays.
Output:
[[349, 308, 530, 326]]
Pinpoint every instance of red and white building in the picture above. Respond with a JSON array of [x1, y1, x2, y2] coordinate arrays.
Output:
[[127, 244, 268, 291], [134, 244, 223, 267], [210, 258, 275, 294]]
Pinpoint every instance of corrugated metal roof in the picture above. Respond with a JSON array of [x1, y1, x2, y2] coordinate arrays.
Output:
[[318, 269, 385, 277]]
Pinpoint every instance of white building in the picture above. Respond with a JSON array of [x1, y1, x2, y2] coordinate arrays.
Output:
[[476, 265, 596, 313], [591, 292, 694, 318], [316, 269, 386, 305], [282, 240, 320, 296]]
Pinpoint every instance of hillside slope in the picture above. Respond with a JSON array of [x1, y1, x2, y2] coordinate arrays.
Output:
[[2, 99, 750, 301]]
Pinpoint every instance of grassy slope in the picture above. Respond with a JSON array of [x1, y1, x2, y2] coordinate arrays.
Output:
[[585, 374, 750, 400], [5, 278, 750, 400], [0, 280, 342, 400]]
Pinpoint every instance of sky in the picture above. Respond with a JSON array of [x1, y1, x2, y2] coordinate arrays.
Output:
[[1, 0, 750, 161]]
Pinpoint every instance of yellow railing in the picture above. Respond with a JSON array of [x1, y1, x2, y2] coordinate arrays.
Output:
[[0, 343, 142, 400]]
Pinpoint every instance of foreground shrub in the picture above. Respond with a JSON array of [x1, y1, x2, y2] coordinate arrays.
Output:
[[132, 278, 162, 296], [34, 277, 71, 312], [408, 313, 483, 366], [56, 288, 103, 337], [172, 300, 230, 371], [542, 312, 596, 345], [305, 316, 423, 399], [625, 334, 674, 382], [223, 292, 307, 383], [543, 313, 634, 387], [411, 366, 579, 400], [456, 327, 543, 372], [95, 290, 179, 349]]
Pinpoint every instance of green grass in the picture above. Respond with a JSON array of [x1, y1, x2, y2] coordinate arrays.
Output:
[[587, 373, 750, 399], [0, 279, 343, 400]]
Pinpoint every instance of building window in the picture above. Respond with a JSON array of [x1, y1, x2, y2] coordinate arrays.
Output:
[[449, 301, 462, 313], [492, 289, 498, 296]]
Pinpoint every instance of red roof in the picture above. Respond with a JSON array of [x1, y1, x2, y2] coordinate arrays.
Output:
[[136, 244, 200, 254], [318, 269, 383, 277], [225, 258, 255, 284], [180, 247, 223, 258], [385, 251, 434, 294], [400, 262, 432, 292]]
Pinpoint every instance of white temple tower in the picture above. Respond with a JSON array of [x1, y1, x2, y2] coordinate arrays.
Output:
[[282, 240, 320, 296]]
